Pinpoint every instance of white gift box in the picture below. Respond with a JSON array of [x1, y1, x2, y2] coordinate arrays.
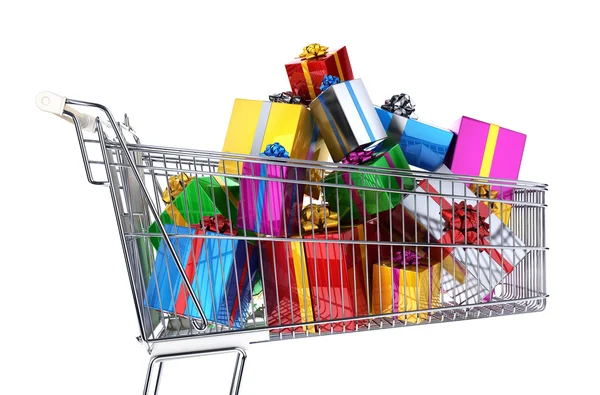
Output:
[[401, 166, 528, 305]]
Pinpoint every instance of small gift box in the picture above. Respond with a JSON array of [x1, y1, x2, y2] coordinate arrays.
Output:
[[237, 143, 303, 237], [309, 78, 388, 162], [401, 165, 528, 305], [285, 43, 354, 104], [375, 97, 454, 171], [445, 116, 526, 200], [219, 97, 320, 175], [303, 224, 369, 332], [148, 173, 240, 249], [145, 217, 259, 329], [323, 143, 414, 222], [371, 251, 441, 323]]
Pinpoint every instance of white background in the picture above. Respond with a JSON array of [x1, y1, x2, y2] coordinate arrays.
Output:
[[1, 1, 598, 394]]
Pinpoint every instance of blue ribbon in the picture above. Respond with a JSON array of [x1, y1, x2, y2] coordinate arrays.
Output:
[[262, 142, 290, 158], [319, 75, 341, 92]]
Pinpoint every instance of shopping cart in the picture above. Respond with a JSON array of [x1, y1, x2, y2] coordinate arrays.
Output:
[[37, 92, 548, 395]]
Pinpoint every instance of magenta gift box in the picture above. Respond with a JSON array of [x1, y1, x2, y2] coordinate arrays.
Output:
[[445, 116, 526, 199], [237, 161, 303, 237]]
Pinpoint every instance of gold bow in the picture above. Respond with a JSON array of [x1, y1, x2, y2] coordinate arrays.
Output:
[[299, 43, 329, 60], [304, 168, 323, 199], [469, 183, 512, 225], [162, 173, 193, 204], [301, 204, 339, 232]]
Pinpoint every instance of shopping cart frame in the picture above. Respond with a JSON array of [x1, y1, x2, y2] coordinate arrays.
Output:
[[37, 92, 548, 395]]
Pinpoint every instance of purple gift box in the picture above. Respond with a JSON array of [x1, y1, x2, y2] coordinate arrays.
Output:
[[445, 116, 526, 199], [237, 161, 303, 237]]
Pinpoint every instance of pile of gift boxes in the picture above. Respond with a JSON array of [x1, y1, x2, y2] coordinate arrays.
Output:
[[144, 44, 528, 332]]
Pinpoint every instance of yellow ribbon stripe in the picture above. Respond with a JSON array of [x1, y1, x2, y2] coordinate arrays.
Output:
[[301, 61, 317, 100], [333, 52, 345, 81], [479, 123, 500, 177]]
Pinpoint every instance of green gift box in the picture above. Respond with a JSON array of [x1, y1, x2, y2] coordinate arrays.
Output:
[[324, 143, 414, 221], [148, 174, 240, 250]]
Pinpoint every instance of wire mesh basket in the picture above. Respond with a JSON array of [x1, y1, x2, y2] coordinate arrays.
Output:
[[37, 92, 548, 395]]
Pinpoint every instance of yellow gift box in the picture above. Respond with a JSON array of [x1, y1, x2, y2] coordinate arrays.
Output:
[[371, 260, 441, 324], [469, 183, 512, 225], [219, 99, 319, 175]]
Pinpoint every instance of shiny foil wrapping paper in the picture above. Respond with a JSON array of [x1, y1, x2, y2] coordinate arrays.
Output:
[[145, 224, 259, 329], [446, 116, 527, 201], [309, 79, 387, 162], [375, 107, 455, 171], [285, 45, 354, 104], [261, 238, 315, 333], [219, 99, 318, 175], [303, 225, 369, 332]]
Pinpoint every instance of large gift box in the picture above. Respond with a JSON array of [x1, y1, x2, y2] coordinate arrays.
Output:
[[148, 173, 240, 249], [261, 238, 315, 333], [401, 165, 528, 305], [303, 224, 369, 332], [237, 154, 303, 237], [446, 116, 526, 200], [146, 217, 259, 329], [375, 107, 454, 171], [309, 79, 388, 162], [219, 98, 319, 175], [323, 143, 414, 222], [371, 251, 441, 323], [285, 44, 354, 104]]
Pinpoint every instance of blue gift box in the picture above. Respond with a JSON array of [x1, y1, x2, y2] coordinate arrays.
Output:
[[375, 107, 454, 171], [146, 224, 258, 329]]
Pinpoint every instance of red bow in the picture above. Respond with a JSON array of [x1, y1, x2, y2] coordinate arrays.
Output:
[[202, 214, 236, 235], [442, 202, 489, 245]]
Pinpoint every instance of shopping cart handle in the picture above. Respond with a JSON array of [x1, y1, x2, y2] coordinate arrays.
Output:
[[36, 91, 96, 132]]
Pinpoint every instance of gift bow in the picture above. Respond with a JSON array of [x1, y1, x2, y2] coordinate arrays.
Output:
[[341, 148, 374, 165], [299, 43, 329, 60], [392, 250, 421, 266], [381, 94, 418, 119], [301, 204, 339, 232], [162, 173, 193, 203], [269, 91, 302, 104], [262, 142, 290, 158], [304, 168, 323, 199], [202, 214, 236, 235], [442, 201, 490, 245], [469, 183, 505, 216], [319, 75, 341, 92]]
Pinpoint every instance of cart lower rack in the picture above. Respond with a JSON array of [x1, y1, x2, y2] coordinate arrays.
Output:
[[37, 92, 548, 395]]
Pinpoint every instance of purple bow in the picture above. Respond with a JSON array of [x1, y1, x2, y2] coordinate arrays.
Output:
[[393, 250, 421, 266], [341, 149, 374, 165]]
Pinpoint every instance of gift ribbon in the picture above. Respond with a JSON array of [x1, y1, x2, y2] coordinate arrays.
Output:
[[319, 75, 341, 92], [269, 91, 302, 104], [162, 172, 193, 203], [420, 180, 513, 274], [301, 204, 339, 232], [469, 183, 511, 225], [389, 252, 435, 314], [392, 250, 421, 266], [381, 94, 417, 119], [479, 123, 500, 177], [341, 148, 374, 165], [442, 201, 491, 246], [201, 214, 236, 235], [298, 43, 346, 100], [262, 142, 290, 158]]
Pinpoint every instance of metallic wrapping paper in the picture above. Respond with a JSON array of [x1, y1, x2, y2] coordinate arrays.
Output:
[[445, 116, 527, 200], [145, 224, 259, 329], [303, 225, 369, 332], [309, 79, 387, 162], [237, 162, 303, 237], [375, 107, 455, 171], [261, 238, 315, 333], [371, 262, 441, 323], [220, 99, 317, 175], [401, 165, 528, 305]]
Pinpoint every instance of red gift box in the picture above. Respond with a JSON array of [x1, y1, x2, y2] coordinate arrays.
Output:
[[303, 225, 368, 332], [285, 44, 354, 104]]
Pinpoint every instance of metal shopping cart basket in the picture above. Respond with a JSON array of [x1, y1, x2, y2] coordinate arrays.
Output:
[[37, 92, 548, 395]]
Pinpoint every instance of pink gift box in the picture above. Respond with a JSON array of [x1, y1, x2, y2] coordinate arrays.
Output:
[[237, 161, 303, 237], [446, 116, 526, 199]]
